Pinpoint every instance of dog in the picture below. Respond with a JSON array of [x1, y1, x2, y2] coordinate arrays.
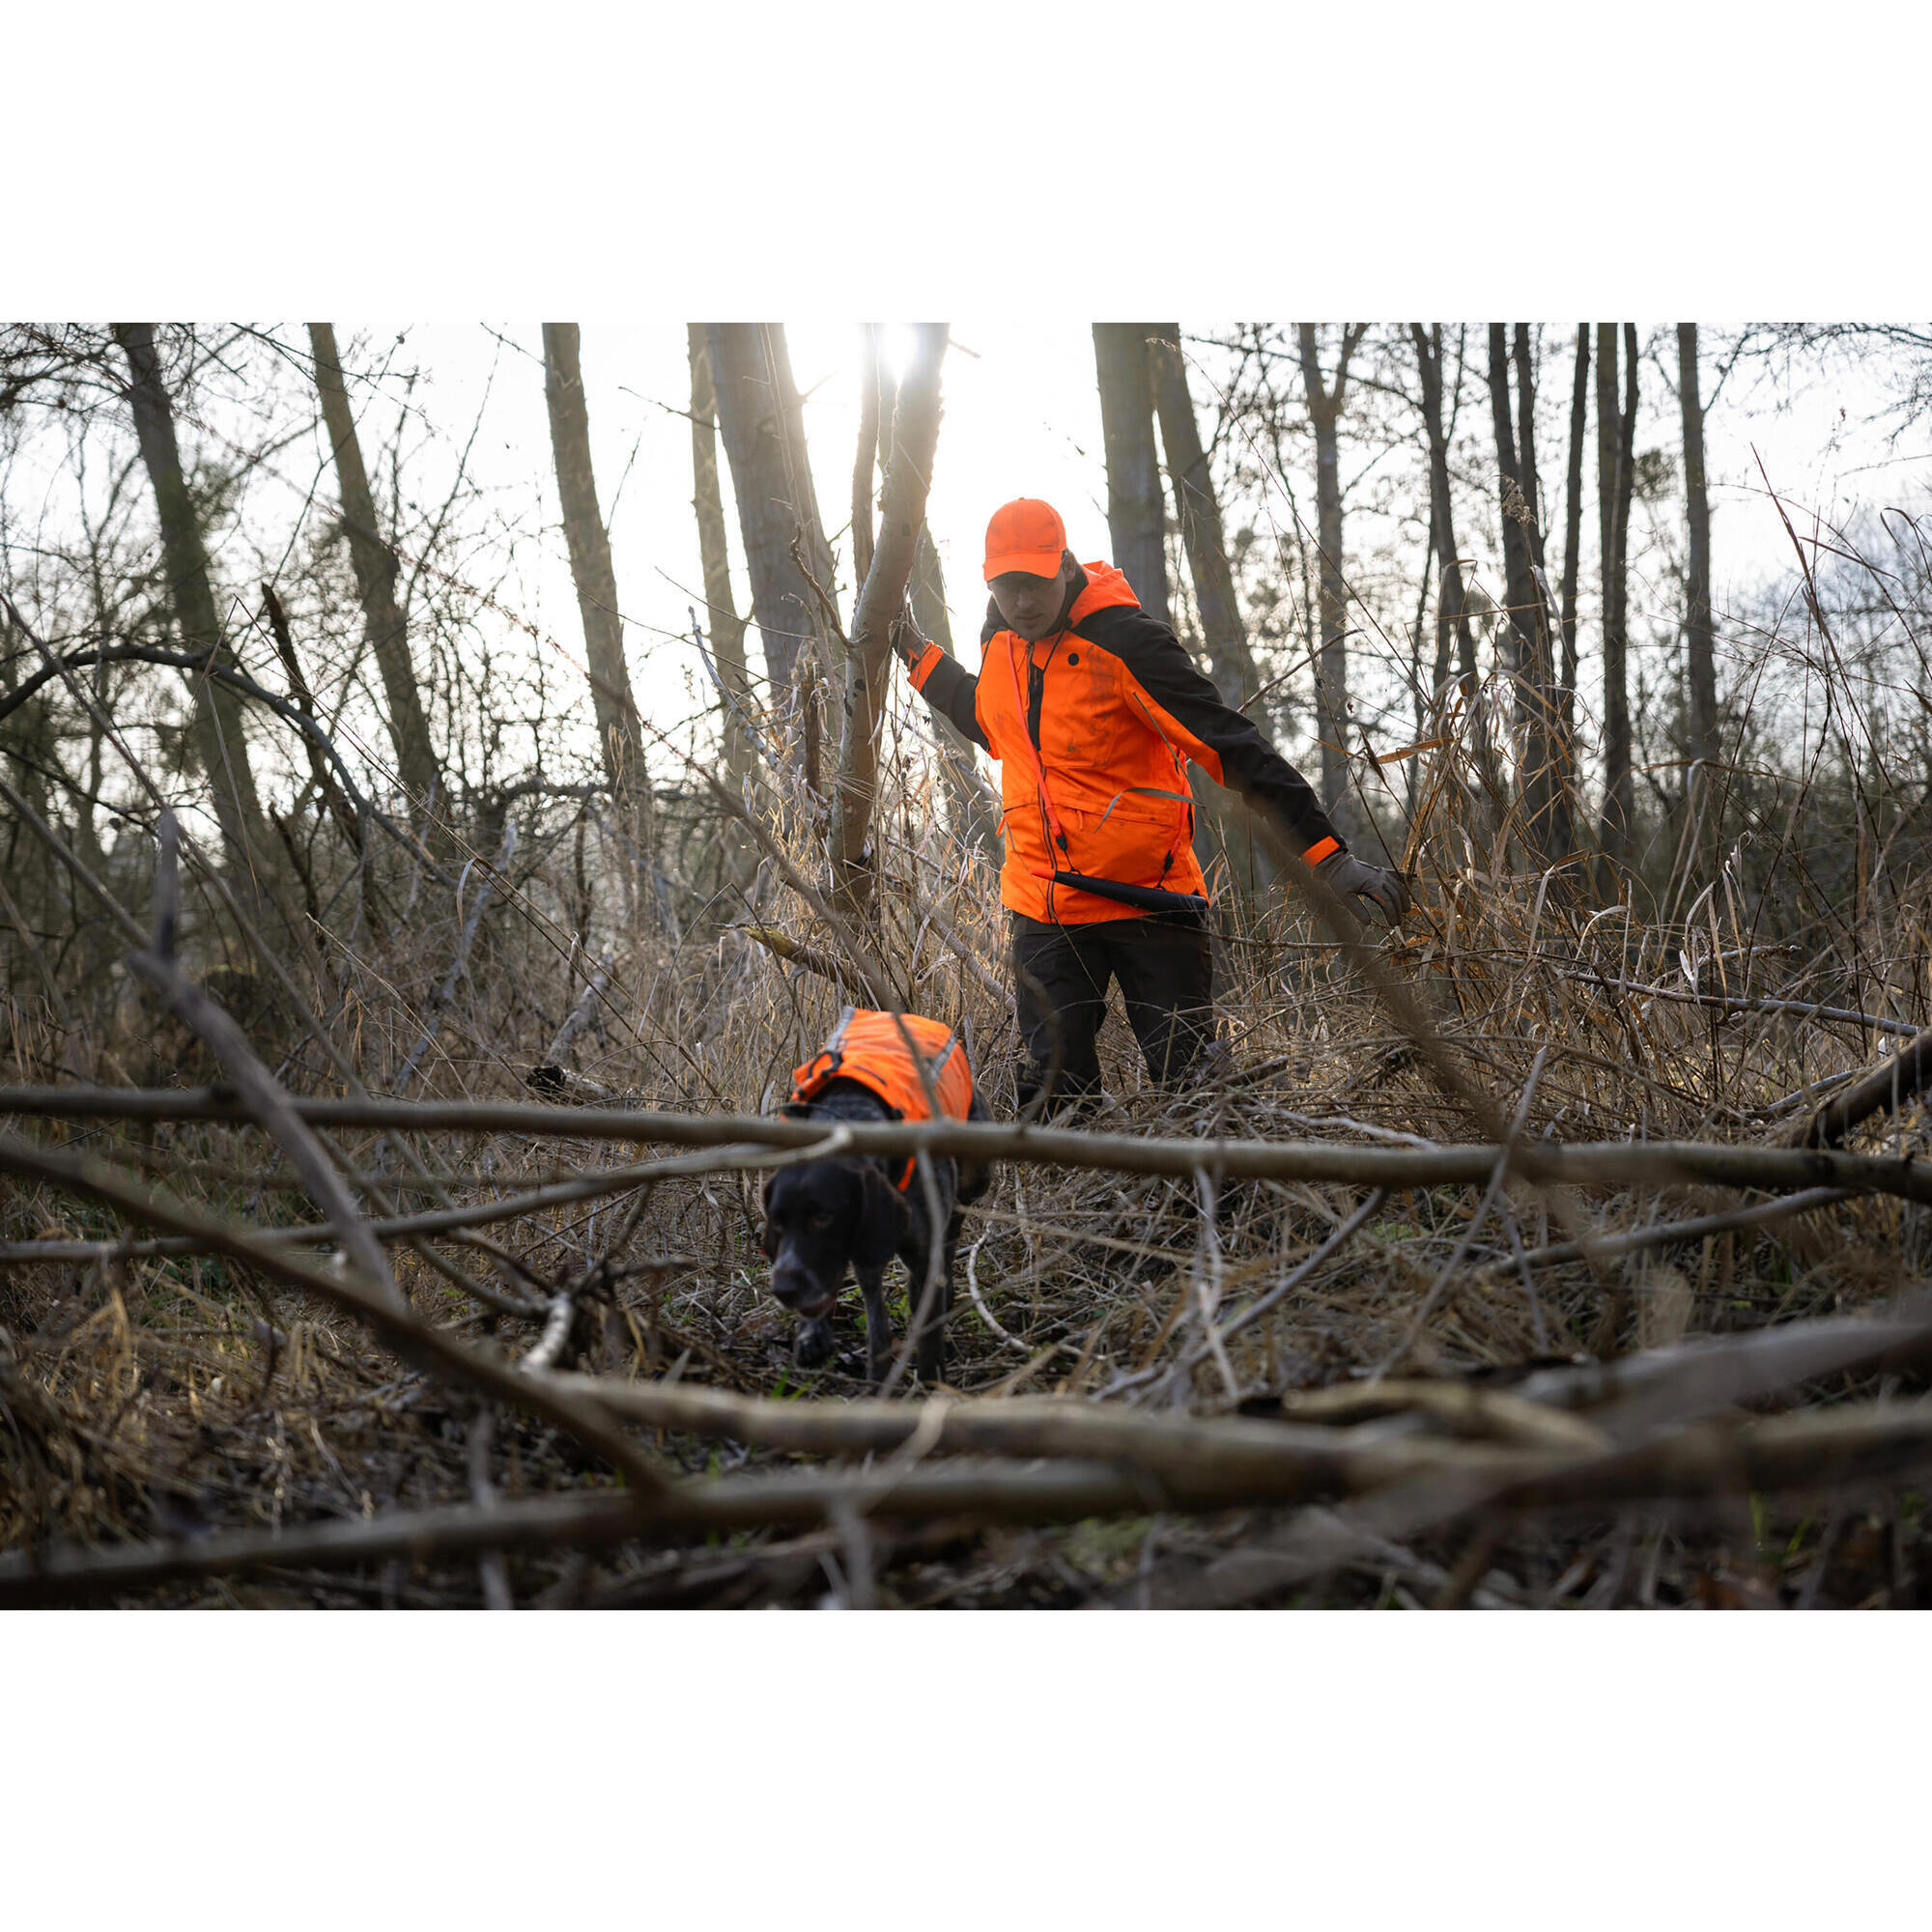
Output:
[[760, 1009, 989, 1386]]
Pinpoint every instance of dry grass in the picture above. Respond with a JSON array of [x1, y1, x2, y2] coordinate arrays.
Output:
[[5, 626, 1932, 1608]]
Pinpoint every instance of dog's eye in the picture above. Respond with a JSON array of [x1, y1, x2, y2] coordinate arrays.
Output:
[[809, 1209, 835, 1230]]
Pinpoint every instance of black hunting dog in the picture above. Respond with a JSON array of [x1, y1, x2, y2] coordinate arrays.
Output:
[[761, 1008, 989, 1385]]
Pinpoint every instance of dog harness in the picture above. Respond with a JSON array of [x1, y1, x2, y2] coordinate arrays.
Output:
[[788, 1008, 975, 1193]]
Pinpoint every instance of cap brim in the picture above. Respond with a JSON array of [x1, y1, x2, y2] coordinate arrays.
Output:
[[982, 549, 1065, 583]]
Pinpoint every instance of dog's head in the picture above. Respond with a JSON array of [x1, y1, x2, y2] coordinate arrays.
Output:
[[760, 1157, 909, 1318]]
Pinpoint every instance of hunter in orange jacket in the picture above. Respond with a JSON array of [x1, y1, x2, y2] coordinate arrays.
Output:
[[896, 497, 1407, 1105]]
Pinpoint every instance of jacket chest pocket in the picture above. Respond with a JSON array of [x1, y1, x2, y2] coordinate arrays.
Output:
[[1041, 650, 1128, 770]]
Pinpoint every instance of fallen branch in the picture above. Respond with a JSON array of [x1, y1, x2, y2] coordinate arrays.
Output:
[[1556, 967, 1922, 1040], [1791, 1025, 1932, 1149], [9, 1394, 1932, 1604], [9, 1087, 1932, 1207], [1479, 1185, 1852, 1280]]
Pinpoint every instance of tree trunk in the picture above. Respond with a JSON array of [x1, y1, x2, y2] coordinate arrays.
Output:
[[1410, 324, 1477, 695], [705, 323, 839, 696], [1489, 325, 1567, 860], [1148, 324, 1269, 895], [1296, 324, 1366, 828], [829, 325, 948, 914], [1597, 323, 1638, 864], [687, 325, 753, 800], [1091, 325, 1169, 622], [1678, 323, 1719, 808], [541, 326, 649, 838], [1513, 327, 1548, 577], [305, 324, 442, 826], [909, 519, 999, 859], [1147, 327, 1261, 708], [1558, 326, 1590, 747], [112, 324, 270, 871]]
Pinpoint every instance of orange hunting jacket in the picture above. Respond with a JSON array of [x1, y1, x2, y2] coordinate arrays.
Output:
[[789, 1009, 975, 1187], [904, 561, 1346, 923]]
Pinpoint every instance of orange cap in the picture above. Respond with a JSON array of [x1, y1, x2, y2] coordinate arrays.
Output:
[[983, 497, 1066, 582]]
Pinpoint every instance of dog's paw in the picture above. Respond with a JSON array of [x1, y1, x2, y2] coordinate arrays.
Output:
[[794, 1316, 837, 1369]]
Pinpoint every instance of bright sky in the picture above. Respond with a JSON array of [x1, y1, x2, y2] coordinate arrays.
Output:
[[292, 319, 1928, 800]]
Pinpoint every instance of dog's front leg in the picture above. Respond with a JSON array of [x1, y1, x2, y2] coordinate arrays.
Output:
[[857, 1265, 893, 1384]]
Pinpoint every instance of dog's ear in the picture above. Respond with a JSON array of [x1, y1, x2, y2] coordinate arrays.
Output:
[[851, 1162, 910, 1269], [759, 1172, 781, 1258]]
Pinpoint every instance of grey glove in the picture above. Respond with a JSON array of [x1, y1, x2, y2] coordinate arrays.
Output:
[[890, 601, 930, 672], [1317, 849, 1411, 927]]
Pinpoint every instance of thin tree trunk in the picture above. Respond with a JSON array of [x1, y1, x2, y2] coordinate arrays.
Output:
[[829, 326, 948, 914], [1092, 325, 1170, 623], [1147, 327, 1261, 708], [112, 324, 269, 870], [852, 334, 993, 859], [1513, 327, 1548, 577], [1559, 326, 1590, 746], [1489, 326, 1566, 859], [305, 324, 441, 825], [852, 325, 883, 590], [1678, 323, 1719, 805], [686, 325, 753, 805], [1410, 324, 1477, 696], [1516, 323, 1577, 844], [1296, 324, 1366, 826], [910, 519, 999, 858], [1148, 324, 1269, 895], [540, 326, 649, 838], [1597, 323, 1638, 865], [705, 324, 838, 696]]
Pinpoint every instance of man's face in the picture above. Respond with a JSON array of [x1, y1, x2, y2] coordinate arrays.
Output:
[[989, 560, 1072, 642]]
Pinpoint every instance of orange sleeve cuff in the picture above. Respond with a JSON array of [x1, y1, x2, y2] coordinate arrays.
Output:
[[1303, 836, 1341, 866], [906, 641, 944, 692]]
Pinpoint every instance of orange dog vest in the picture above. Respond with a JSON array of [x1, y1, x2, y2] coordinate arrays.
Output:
[[788, 1009, 975, 1191]]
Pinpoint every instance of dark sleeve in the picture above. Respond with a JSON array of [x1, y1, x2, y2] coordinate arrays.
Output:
[[1077, 605, 1347, 862], [905, 641, 988, 752]]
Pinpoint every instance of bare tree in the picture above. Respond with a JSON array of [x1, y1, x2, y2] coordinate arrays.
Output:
[[1295, 324, 1368, 821], [1148, 324, 1270, 894], [1488, 325, 1568, 858], [1092, 324, 1170, 622], [705, 324, 839, 694], [1409, 324, 1478, 695], [305, 324, 442, 825], [111, 324, 270, 870], [1558, 327, 1591, 746], [1597, 323, 1639, 864], [846, 331, 991, 858], [1678, 323, 1719, 809], [1148, 327, 1263, 709], [829, 325, 948, 913], [686, 324, 753, 806], [540, 325, 648, 835], [907, 519, 999, 859]]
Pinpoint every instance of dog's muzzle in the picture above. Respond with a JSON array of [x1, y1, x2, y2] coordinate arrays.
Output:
[[771, 1267, 835, 1320]]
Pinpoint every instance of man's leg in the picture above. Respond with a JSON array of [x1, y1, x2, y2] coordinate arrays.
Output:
[[1010, 914, 1110, 1112], [1109, 907, 1217, 1088]]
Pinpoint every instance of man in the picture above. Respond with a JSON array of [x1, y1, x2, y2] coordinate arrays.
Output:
[[896, 497, 1408, 1109]]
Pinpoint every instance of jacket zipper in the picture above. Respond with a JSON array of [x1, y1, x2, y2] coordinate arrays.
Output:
[[1024, 635, 1067, 872]]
